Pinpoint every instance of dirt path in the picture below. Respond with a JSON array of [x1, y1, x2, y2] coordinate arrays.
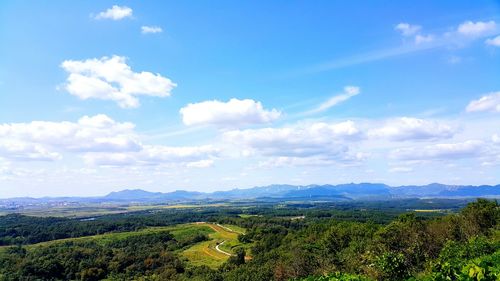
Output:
[[216, 223, 244, 234], [215, 240, 232, 256], [182, 222, 251, 268]]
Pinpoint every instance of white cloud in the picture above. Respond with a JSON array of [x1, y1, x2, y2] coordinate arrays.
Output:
[[83, 145, 219, 167], [492, 134, 500, 144], [180, 98, 281, 127], [485, 35, 500, 47], [224, 121, 362, 165], [389, 166, 413, 173], [140, 145, 219, 163], [141, 26, 163, 34], [0, 142, 61, 161], [395, 23, 421, 36], [457, 20, 497, 37], [0, 115, 220, 168], [0, 115, 141, 156], [94, 5, 133, 20], [368, 117, 456, 141], [306, 86, 360, 115], [394, 23, 433, 45], [61, 56, 176, 108], [186, 159, 214, 168], [415, 34, 434, 44], [0, 115, 222, 169], [466, 91, 500, 113], [391, 140, 484, 161], [258, 153, 367, 168]]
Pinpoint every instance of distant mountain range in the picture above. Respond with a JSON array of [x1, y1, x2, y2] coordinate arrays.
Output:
[[2, 183, 499, 204]]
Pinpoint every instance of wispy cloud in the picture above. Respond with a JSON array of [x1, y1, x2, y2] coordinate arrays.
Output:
[[141, 26, 163, 34], [466, 91, 500, 113], [415, 34, 434, 44], [395, 23, 421, 36], [303, 86, 360, 115], [283, 20, 499, 77], [485, 35, 500, 47], [285, 44, 436, 77]]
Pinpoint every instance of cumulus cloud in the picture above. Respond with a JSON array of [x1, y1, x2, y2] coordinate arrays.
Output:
[[61, 56, 176, 108], [457, 20, 497, 37], [141, 26, 163, 34], [0, 115, 220, 167], [0, 142, 61, 161], [180, 98, 281, 127], [466, 91, 500, 113], [395, 23, 421, 36], [224, 117, 460, 165], [0, 115, 140, 155], [485, 35, 500, 46], [368, 117, 456, 141], [94, 5, 133, 20], [391, 140, 484, 161], [224, 121, 363, 165], [440, 20, 498, 47], [306, 86, 360, 115]]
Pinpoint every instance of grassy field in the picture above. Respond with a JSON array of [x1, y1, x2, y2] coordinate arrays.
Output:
[[0, 202, 231, 218], [126, 203, 230, 211], [181, 222, 251, 268]]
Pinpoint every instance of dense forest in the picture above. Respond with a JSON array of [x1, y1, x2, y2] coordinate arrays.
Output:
[[0, 199, 498, 280]]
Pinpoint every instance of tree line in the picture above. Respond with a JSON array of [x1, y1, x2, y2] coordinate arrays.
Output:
[[0, 199, 498, 280]]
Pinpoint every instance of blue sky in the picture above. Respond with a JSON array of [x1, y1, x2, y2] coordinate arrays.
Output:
[[1, 1, 499, 197]]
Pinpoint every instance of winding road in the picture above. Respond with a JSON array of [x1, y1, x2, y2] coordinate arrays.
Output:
[[215, 240, 232, 256]]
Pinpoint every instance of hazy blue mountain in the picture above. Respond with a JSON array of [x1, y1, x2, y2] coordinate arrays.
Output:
[[1, 183, 499, 204], [437, 185, 500, 197], [104, 189, 164, 200], [283, 183, 391, 199], [209, 184, 303, 198], [389, 183, 500, 197], [161, 190, 205, 200], [104, 189, 204, 201], [390, 183, 450, 197], [283, 186, 344, 199]]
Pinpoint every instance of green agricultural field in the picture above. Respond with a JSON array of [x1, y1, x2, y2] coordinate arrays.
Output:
[[0, 202, 236, 218], [181, 222, 251, 268], [125, 202, 230, 211]]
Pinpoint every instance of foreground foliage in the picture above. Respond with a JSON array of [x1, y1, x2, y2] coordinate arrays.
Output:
[[0, 199, 498, 280]]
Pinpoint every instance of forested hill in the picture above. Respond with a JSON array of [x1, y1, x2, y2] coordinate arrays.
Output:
[[2, 183, 499, 203], [108, 183, 500, 200]]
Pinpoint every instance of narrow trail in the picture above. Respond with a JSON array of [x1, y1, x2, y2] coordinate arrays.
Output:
[[215, 241, 232, 256], [216, 223, 244, 234]]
